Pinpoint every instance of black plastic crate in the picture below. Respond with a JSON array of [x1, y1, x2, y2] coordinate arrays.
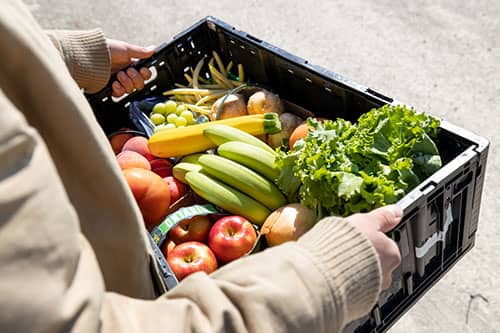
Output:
[[86, 17, 489, 333]]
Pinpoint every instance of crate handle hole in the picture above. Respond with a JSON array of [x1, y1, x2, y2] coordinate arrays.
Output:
[[144, 66, 158, 85], [112, 93, 128, 103]]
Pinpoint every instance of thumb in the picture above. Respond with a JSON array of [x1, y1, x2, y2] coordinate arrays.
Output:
[[369, 205, 403, 233], [127, 44, 156, 59]]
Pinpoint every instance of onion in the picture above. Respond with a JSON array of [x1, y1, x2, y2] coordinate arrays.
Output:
[[260, 204, 317, 246]]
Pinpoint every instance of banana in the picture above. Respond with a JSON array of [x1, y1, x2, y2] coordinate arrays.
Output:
[[185, 171, 270, 225], [217, 141, 280, 182], [172, 162, 202, 184], [198, 154, 287, 210], [203, 124, 276, 154]]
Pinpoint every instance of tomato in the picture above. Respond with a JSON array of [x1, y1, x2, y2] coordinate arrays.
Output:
[[289, 123, 310, 150], [289, 118, 328, 149]]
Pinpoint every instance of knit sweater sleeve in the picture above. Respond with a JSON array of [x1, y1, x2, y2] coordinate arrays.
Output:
[[297, 216, 382, 324], [46, 29, 110, 93]]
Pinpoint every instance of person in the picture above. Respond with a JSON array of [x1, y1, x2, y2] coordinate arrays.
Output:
[[0, 1, 402, 332]]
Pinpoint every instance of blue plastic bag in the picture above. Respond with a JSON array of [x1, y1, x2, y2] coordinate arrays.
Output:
[[128, 96, 167, 137]]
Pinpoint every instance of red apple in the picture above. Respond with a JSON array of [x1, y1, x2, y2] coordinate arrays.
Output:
[[169, 215, 212, 244], [161, 238, 176, 258], [208, 216, 257, 263], [150, 159, 172, 178], [164, 176, 188, 204], [167, 241, 218, 281]]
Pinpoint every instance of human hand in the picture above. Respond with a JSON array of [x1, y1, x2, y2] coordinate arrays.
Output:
[[347, 205, 403, 289], [107, 39, 156, 97]]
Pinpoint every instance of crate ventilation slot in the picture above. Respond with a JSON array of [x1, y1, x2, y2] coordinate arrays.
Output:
[[366, 88, 394, 103], [112, 93, 128, 103], [246, 34, 262, 44], [415, 205, 453, 258]]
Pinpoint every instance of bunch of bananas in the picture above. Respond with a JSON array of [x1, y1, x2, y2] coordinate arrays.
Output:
[[172, 125, 287, 225]]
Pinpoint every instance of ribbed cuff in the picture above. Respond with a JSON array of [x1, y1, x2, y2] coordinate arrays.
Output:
[[47, 29, 110, 93], [297, 216, 382, 325]]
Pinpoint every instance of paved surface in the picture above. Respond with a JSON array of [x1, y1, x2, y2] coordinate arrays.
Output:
[[28, 0, 499, 331]]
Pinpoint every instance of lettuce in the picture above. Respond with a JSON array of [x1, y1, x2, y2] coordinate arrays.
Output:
[[276, 104, 441, 218]]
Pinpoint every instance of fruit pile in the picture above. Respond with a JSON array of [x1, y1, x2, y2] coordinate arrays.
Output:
[[110, 134, 187, 230], [178, 125, 287, 225], [108, 112, 317, 281], [106, 52, 324, 282], [164, 215, 257, 281]]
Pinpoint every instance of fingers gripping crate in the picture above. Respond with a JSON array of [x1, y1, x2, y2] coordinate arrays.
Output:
[[86, 17, 489, 333]]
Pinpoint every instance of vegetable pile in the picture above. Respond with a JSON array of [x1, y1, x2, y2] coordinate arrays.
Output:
[[112, 48, 445, 282], [276, 104, 442, 218]]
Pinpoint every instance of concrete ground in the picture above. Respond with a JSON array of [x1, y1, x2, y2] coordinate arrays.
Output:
[[28, 0, 499, 331]]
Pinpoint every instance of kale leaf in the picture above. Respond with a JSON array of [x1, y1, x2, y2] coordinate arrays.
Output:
[[275, 104, 441, 218]]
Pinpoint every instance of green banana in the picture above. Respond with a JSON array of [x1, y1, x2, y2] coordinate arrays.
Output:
[[185, 171, 270, 225], [203, 124, 276, 154], [180, 153, 204, 164], [217, 141, 280, 182], [172, 162, 202, 184], [198, 154, 287, 210]]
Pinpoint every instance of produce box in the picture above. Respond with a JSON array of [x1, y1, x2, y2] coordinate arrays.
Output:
[[86, 17, 489, 333]]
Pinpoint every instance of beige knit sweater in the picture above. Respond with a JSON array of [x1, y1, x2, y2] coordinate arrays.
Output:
[[0, 1, 381, 332]]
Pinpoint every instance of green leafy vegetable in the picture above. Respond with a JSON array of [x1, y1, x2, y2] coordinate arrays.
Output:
[[275, 104, 441, 218]]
